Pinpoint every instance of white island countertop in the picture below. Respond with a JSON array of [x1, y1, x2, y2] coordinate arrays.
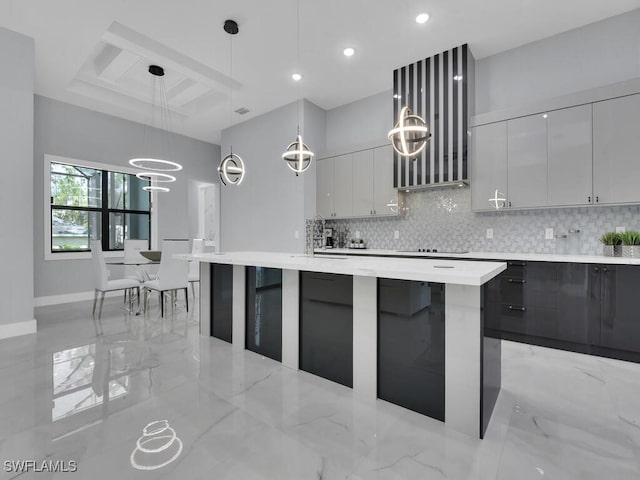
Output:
[[178, 251, 506, 286], [314, 248, 640, 265]]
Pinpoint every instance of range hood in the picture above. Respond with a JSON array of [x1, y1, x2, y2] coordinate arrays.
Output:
[[398, 180, 469, 192]]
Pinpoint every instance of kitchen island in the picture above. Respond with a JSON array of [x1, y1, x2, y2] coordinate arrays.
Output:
[[180, 251, 506, 438]]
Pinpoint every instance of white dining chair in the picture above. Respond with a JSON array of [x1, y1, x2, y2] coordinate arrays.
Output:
[[143, 239, 190, 317], [188, 238, 204, 299], [91, 241, 141, 318], [123, 239, 153, 283]]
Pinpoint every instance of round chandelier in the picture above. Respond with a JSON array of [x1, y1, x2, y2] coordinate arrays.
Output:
[[135, 172, 176, 183], [218, 152, 245, 186], [143, 185, 171, 193], [388, 106, 431, 158], [489, 190, 507, 210], [282, 134, 314, 174], [129, 158, 182, 172]]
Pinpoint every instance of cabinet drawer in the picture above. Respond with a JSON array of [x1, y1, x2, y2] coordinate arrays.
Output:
[[489, 302, 556, 338], [301, 272, 353, 306]]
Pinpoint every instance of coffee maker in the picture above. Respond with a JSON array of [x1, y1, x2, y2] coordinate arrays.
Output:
[[323, 228, 334, 248]]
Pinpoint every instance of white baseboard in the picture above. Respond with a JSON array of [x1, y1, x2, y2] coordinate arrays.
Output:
[[0, 319, 37, 340], [35, 290, 123, 307]]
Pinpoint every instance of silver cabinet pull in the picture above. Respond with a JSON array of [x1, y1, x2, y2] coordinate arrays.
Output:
[[508, 305, 526, 312], [508, 279, 526, 284]]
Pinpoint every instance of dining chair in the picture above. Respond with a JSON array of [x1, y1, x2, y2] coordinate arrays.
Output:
[[91, 241, 141, 318], [143, 239, 190, 317], [123, 238, 153, 284], [188, 238, 204, 299]]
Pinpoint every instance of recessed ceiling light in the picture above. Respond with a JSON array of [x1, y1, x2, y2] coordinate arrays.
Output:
[[393, 94, 402, 99], [453, 75, 463, 81], [291, 73, 302, 81], [416, 13, 430, 24], [343, 47, 355, 57], [542, 113, 548, 119]]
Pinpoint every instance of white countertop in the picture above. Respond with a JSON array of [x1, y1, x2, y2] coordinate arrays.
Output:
[[178, 251, 506, 286], [315, 248, 640, 265]]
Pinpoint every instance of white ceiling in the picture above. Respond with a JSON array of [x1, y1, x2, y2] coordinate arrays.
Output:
[[1, 0, 639, 144]]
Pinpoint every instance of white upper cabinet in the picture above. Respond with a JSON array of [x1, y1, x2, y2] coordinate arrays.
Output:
[[507, 114, 548, 208], [333, 153, 353, 217], [470, 122, 508, 212], [593, 93, 640, 205], [316, 145, 400, 219], [316, 158, 334, 218], [352, 149, 374, 216], [546, 104, 593, 206], [373, 145, 397, 216]]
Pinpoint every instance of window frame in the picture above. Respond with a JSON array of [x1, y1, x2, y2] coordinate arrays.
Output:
[[44, 154, 159, 261]]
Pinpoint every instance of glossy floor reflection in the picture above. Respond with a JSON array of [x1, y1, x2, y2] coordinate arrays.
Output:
[[0, 297, 639, 479]]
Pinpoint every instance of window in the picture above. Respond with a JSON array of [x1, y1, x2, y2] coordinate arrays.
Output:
[[49, 159, 151, 254]]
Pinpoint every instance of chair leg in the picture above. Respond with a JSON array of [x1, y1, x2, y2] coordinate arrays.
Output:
[[160, 291, 164, 318], [136, 287, 141, 307], [191, 282, 195, 300], [92, 290, 98, 316], [98, 292, 105, 318], [144, 288, 149, 313], [185, 288, 189, 312]]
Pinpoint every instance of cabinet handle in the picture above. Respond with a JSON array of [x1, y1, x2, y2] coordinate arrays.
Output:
[[508, 305, 526, 312], [588, 196, 591, 203], [508, 279, 526, 284], [596, 196, 599, 203], [508, 261, 527, 267], [603, 266, 608, 273], [508, 201, 512, 207], [594, 266, 600, 273]]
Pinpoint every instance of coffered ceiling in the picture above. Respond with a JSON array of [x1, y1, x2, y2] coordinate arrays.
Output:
[[1, 0, 638, 144]]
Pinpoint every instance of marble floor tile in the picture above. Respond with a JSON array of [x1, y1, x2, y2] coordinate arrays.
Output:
[[0, 299, 639, 479]]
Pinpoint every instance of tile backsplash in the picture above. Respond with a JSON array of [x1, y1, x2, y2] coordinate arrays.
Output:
[[315, 188, 640, 255]]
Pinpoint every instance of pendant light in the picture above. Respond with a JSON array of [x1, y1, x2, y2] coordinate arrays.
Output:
[[388, 106, 431, 158], [282, 0, 314, 175], [129, 65, 181, 192], [489, 189, 507, 210], [217, 20, 246, 186]]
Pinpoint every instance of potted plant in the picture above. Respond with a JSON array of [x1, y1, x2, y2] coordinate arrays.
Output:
[[620, 231, 640, 258], [599, 232, 622, 257]]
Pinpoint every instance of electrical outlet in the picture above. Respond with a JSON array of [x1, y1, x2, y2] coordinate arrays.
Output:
[[355, 231, 361, 239], [294, 230, 299, 239], [616, 226, 626, 233], [545, 228, 554, 240], [394, 230, 400, 240], [486, 228, 493, 239]]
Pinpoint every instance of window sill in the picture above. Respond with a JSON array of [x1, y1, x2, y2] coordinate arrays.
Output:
[[44, 251, 124, 261]]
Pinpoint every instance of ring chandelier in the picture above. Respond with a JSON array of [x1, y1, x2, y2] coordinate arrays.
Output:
[[218, 152, 246, 186], [282, 134, 314, 174], [129, 158, 183, 172], [388, 106, 431, 158]]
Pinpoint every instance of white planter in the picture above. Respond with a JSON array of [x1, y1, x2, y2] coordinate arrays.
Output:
[[622, 245, 640, 258]]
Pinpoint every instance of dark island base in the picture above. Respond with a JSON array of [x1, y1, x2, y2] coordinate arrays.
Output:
[[210, 263, 233, 343], [246, 267, 283, 362]]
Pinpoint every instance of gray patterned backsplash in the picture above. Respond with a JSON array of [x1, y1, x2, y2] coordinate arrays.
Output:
[[309, 188, 640, 255]]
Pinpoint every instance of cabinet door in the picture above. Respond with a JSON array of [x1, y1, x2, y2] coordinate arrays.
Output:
[[471, 122, 508, 211], [373, 145, 397, 215], [599, 265, 640, 353], [593, 93, 640, 204], [352, 150, 374, 216], [547, 105, 593, 206], [333, 154, 353, 217], [507, 114, 548, 208], [316, 158, 334, 218], [556, 263, 592, 344]]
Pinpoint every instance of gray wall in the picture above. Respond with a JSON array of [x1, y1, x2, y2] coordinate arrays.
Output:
[[220, 99, 325, 253], [34, 96, 220, 298], [325, 90, 391, 154], [475, 9, 640, 114], [0, 27, 34, 327]]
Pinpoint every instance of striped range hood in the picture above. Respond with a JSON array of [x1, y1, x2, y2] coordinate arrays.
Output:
[[393, 44, 475, 189]]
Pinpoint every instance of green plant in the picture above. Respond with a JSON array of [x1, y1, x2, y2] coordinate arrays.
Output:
[[620, 231, 640, 246], [599, 232, 622, 246]]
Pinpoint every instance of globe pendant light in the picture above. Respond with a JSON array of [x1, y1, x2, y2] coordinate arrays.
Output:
[[388, 106, 431, 158], [217, 20, 246, 186], [129, 65, 180, 192], [282, 0, 314, 175]]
